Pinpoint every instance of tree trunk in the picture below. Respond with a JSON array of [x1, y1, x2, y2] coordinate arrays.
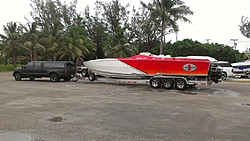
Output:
[[30, 50, 33, 61], [13, 48, 17, 68], [33, 50, 37, 61], [160, 21, 164, 55], [53, 51, 56, 61], [30, 47, 34, 61]]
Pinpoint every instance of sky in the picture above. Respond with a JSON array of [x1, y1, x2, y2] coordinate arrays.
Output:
[[0, 0, 250, 53]]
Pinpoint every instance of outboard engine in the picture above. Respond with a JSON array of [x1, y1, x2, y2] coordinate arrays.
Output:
[[209, 62, 222, 83]]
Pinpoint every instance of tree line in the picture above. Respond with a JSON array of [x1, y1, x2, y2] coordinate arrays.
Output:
[[0, 0, 248, 68]]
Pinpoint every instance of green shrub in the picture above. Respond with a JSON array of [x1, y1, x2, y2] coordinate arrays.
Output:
[[0, 64, 22, 72]]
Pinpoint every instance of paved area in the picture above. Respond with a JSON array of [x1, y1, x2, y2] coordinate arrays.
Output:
[[0, 72, 250, 141]]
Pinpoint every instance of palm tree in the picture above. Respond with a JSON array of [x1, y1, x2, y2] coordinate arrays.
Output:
[[21, 22, 45, 61], [0, 22, 22, 68], [47, 22, 63, 61], [239, 16, 250, 39], [104, 26, 138, 57], [141, 0, 193, 54], [59, 25, 96, 61]]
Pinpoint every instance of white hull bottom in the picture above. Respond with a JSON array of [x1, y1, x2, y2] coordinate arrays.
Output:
[[83, 58, 147, 78]]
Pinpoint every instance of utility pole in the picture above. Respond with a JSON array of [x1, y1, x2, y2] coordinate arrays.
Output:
[[230, 39, 238, 62], [230, 39, 238, 49]]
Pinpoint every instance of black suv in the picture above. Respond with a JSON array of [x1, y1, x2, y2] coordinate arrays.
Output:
[[13, 61, 76, 82]]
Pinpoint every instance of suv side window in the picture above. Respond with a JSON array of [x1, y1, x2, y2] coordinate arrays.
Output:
[[25, 62, 34, 68], [219, 63, 232, 67], [44, 62, 53, 68], [44, 62, 64, 68], [34, 62, 42, 68]]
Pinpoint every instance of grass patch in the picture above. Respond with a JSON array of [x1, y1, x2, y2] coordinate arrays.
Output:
[[0, 64, 22, 72]]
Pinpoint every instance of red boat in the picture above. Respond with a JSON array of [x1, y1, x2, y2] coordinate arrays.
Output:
[[119, 53, 211, 76], [83, 52, 222, 90]]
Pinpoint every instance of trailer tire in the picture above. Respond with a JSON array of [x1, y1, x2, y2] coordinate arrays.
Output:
[[81, 69, 89, 77], [149, 78, 162, 88], [162, 79, 174, 89], [88, 72, 96, 81], [175, 79, 187, 90]]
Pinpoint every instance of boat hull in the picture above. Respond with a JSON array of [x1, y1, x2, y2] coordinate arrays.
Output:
[[83, 58, 147, 78], [231, 60, 250, 77], [83, 54, 212, 79], [232, 60, 250, 72]]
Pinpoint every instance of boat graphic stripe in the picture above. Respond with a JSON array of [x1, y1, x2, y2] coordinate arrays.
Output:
[[118, 56, 210, 75]]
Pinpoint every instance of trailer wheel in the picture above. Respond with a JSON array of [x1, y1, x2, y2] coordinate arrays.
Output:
[[175, 79, 187, 90], [81, 69, 89, 77], [88, 72, 96, 81], [162, 79, 174, 89], [149, 78, 162, 88]]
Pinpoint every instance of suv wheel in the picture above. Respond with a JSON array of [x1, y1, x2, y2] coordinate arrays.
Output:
[[14, 72, 22, 81], [50, 73, 59, 82]]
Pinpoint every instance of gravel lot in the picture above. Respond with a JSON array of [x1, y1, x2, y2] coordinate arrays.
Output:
[[0, 72, 250, 141]]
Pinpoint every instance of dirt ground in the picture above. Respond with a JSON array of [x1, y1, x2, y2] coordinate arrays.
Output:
[[0, 71, 250, 141]]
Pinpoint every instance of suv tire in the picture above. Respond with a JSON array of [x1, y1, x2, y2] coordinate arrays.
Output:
[[14, 72, 22, 81], [50, 73, 59, 82]]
